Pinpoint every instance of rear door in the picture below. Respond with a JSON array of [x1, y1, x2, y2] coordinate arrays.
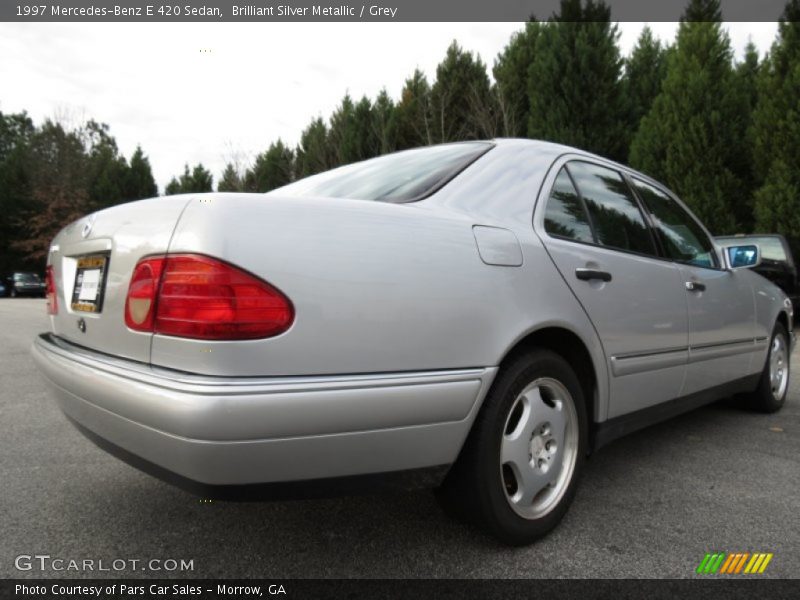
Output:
[[536, 158, 689, 418], [629, 178, 756, 395]]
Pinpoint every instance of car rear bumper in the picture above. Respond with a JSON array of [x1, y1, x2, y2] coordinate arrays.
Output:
[[31, 334, 495, 495]]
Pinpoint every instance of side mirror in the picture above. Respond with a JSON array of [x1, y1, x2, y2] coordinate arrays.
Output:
[[724, 244, 761, 270]]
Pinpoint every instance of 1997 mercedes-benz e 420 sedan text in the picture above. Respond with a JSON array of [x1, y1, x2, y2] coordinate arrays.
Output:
[[32, 140, 794, 544]]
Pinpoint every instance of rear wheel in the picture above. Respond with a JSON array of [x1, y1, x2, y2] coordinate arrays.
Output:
[[437, 349, 587, 545], [745, 322, 790, 413]]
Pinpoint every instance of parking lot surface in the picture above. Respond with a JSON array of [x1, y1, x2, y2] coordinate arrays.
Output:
[[2, 298, 798, 578]]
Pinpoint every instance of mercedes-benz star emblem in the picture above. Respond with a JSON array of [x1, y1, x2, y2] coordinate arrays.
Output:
[[81, 217, 95, 238]]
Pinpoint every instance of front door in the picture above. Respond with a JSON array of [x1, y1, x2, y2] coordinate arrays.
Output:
[[629, 178, 756, 395]]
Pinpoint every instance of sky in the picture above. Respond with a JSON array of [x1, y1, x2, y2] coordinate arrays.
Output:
[[0, 22, 779, 192]]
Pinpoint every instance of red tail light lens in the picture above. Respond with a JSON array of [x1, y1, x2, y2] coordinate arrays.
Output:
[[124, 254, 294, 340], [45, 265, 58, 315], [124, 258, 165, 332]]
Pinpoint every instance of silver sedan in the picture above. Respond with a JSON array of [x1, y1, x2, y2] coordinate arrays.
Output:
[[32, 139, 793, 544]]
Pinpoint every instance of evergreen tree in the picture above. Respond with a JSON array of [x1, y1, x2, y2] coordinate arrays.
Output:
[[394, 69, 432, 150], [218, 163, 244, 192], [295, 117, 332, 177], [0, 112, 35, 272], [371, 89, 396, 155], [751, 0, 800, 244], [165, 163, 213, 194], [430, 41, 495, 142], [328, 94, 358, 166], [245, 140, 294, 192], [527, 0, 627, 161], [165, 177, 181, 196], [352, 96, 379, 160], [623, 26, 668, 134], [83, 120, 128, 210], [629, 0, 749, 234], [124, 146, 158, 199], [493, 20, 540, 137]]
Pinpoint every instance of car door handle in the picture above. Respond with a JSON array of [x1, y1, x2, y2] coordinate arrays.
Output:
[[685, 281, 706, 292], [575, 268, 612, 282]]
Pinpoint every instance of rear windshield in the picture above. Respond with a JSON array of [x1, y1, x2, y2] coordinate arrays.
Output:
[[718, 236, 788, 262], [13, 273, 40, 282], [270, 142, 493, 203]]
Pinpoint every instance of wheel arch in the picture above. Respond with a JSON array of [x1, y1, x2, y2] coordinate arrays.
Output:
[[493, 325, 604, 434]]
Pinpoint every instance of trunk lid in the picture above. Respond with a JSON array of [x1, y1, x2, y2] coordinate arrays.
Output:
[[47, 195, 191, 363]]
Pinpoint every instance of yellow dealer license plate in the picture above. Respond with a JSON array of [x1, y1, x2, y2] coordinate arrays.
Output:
[[71, 255, 109, 313]]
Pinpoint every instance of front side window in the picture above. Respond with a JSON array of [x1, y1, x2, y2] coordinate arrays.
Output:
[[567, 162, 656, 256], [270, 142, 492, 203], [632, 178, 718, 268], [543, 167, 594, 243]]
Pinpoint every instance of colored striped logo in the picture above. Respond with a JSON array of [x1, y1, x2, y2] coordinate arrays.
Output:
[[696, 552, 773, 574]]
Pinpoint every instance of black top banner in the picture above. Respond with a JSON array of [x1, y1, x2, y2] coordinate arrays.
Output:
[[0, 0, 790, 22]]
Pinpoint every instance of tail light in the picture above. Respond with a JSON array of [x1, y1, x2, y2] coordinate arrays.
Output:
[[125, 254, 294, 340], [45, 265, 58, 315]]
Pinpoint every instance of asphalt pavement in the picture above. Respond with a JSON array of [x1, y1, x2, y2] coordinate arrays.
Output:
[[1, 298, 798, 579]]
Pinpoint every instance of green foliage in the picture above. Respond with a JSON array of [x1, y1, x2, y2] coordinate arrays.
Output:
[[245, 140, 294, 192], [165, 163, 213, 195], [12, 120, 92, 263], [623, 26, 668, 133], [372, 89, 397, 155], [295, 117, 333, 177], [752, 0, 800, 245], [125, 146, 158, 200], [527, 0, 628, 161], [493, 21, 540, 137], [7, 7, 800, 266], [394, 69, 432, 150], [629, 0, 750, 234], [217, 163, 244, 192], [0, 112, 35, 272], [430, 41, 496, 142]]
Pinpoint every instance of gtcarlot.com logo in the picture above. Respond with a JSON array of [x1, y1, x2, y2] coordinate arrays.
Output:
[[14, 554, 194, 572], [696, 552, 774, 575]]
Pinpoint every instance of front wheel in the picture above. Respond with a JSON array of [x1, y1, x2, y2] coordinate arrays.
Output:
[[745, 322, 790, 413], [437, 349, 587, 545]]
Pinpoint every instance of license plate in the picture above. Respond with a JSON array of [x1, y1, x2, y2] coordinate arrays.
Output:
[[71, 255, 109, 313]]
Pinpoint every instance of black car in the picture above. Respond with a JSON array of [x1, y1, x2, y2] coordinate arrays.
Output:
[[3, 271, 46, 298], [717, 234, 799, 311]]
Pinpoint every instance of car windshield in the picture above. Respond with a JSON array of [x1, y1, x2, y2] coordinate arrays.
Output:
[[270, 142, 493, 203], [14, 273, 40, 283], [718, 236, 787, 262]]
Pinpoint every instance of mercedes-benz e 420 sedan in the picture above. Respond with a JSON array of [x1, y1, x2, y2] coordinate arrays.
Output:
[[33, 140, 793, 544]]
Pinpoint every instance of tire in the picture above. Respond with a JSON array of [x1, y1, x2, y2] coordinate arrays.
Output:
[[744, 322, 790, 413], [436, 348, 588, 545]]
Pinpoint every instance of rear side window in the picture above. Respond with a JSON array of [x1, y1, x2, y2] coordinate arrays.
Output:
[[632, 179, 718, 268], [270, 142, 493, 203], [544, 167, 594, 243], [567, 162, 656, 256]]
